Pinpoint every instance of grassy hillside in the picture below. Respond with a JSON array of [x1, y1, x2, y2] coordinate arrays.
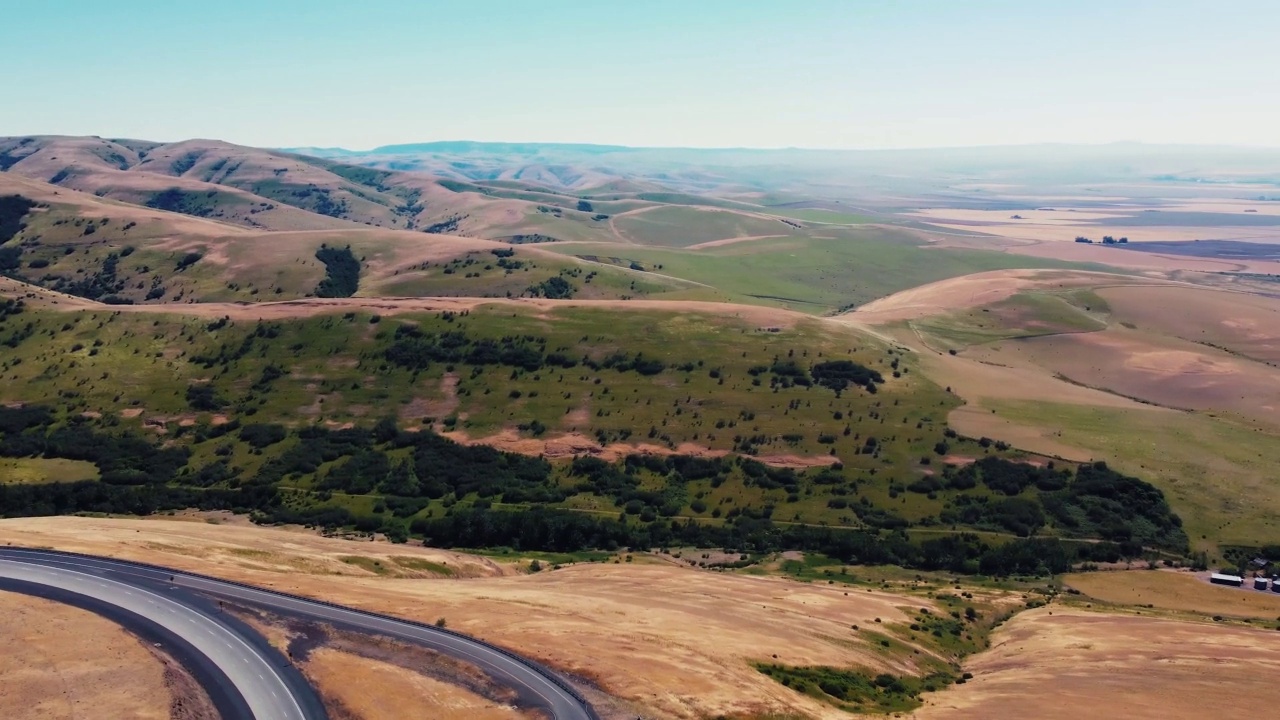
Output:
[[0, 179, 684, 304], [859, 276, 1280, 554], [0, 297, 1187, 575], [552, 230, 1095, 313]]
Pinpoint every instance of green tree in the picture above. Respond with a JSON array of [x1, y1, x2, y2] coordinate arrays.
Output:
[[381, 460, 421, 496]]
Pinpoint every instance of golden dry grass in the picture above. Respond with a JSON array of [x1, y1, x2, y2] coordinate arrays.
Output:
[[305, 648, 528, 720], [0, 515, 506, 579], [0, 591, 172, 719], [1064, 570, 1280, 619], [911, 606, 1280, 720], [0, 516, 929, 720]]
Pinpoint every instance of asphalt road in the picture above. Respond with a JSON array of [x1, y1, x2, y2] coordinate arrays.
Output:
[[0, 557, 309, 720], [0, 547, 598, 720]]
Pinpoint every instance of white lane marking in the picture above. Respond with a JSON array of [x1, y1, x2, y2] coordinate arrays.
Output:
[[197, 580, 574, 713], [199, 577, 577, 709], [4, 550, 586, 718], [0, 559, 308, 720]]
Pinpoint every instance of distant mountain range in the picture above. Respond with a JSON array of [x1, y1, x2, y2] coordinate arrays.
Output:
[[284, 141, 1280, 198]]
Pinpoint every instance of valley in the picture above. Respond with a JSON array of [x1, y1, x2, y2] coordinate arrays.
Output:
[[2, 135, 1279, 719]]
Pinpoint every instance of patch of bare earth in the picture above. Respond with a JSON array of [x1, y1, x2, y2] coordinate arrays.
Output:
[[911, 607, 1280, 720], [400, 373, 461, 425], [17, 290, 813, 330], [444, 428, 837, 467], [0, 591, 178, 720]]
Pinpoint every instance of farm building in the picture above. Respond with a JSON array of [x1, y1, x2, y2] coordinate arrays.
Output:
[[1211, 573, 1245, 587], [1254, 577, 1270, 590]]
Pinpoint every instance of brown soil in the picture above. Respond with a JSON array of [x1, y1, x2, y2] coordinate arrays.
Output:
[[0, 590, 173, 719], [0, 275, 813, 330], [444, 428, 837, 467], [401, 373, 461, 423], [154, 647, 220, 720], [912, 607, 1280, 720]]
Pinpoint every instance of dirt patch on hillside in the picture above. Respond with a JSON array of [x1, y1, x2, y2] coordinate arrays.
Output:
[[401, 373, 461, 423], [0, 591, 175, 720], [23, 291, 813, 330], [561, 400, 591, 430], [912, 607, 1280, 720], [445, 428, 836, 467]]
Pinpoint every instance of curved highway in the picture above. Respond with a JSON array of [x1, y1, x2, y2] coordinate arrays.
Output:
[[0, 557, 309, 719], [0, 547, 598, 720]]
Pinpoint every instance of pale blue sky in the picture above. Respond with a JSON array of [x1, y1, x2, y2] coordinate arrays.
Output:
[[6, 0, 1278, 149]]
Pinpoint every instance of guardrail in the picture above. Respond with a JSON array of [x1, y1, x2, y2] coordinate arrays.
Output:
[[0, 546, 601, 720]]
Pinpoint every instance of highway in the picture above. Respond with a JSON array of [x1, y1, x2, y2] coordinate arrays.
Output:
[[0, 547, 598, 720], [0, 557, 309, 720]]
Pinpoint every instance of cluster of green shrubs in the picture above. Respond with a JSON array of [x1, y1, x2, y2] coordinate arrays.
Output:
[[314, 244, 360, 297], [526, 275, 574, 299], [146, 188, 214, 217], [756, 664, 951, 713], [0, 410, 188, 485], [933, 457, 1187, 550], [0, 401, 1180, 577], [747, 357, 883, 394]]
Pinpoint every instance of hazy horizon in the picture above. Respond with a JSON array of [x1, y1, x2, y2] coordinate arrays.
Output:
[[7, 0, 1280, 150], [288, 139, 1280, 153]]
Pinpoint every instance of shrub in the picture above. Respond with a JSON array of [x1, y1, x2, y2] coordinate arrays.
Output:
[[314, 244, 360, 297], [175, 252, 203, 271]]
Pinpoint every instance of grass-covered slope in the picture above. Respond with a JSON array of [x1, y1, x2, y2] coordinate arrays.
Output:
[[0, 298, 1187, 574], [0, 179, 689, 304], [551, 230, 1096, 313]]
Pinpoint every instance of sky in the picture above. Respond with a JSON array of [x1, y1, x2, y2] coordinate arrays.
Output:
[[6, 0, 1279, 150]]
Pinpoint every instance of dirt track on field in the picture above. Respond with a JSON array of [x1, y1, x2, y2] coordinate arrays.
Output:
[[0, 276, 813, 329]]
